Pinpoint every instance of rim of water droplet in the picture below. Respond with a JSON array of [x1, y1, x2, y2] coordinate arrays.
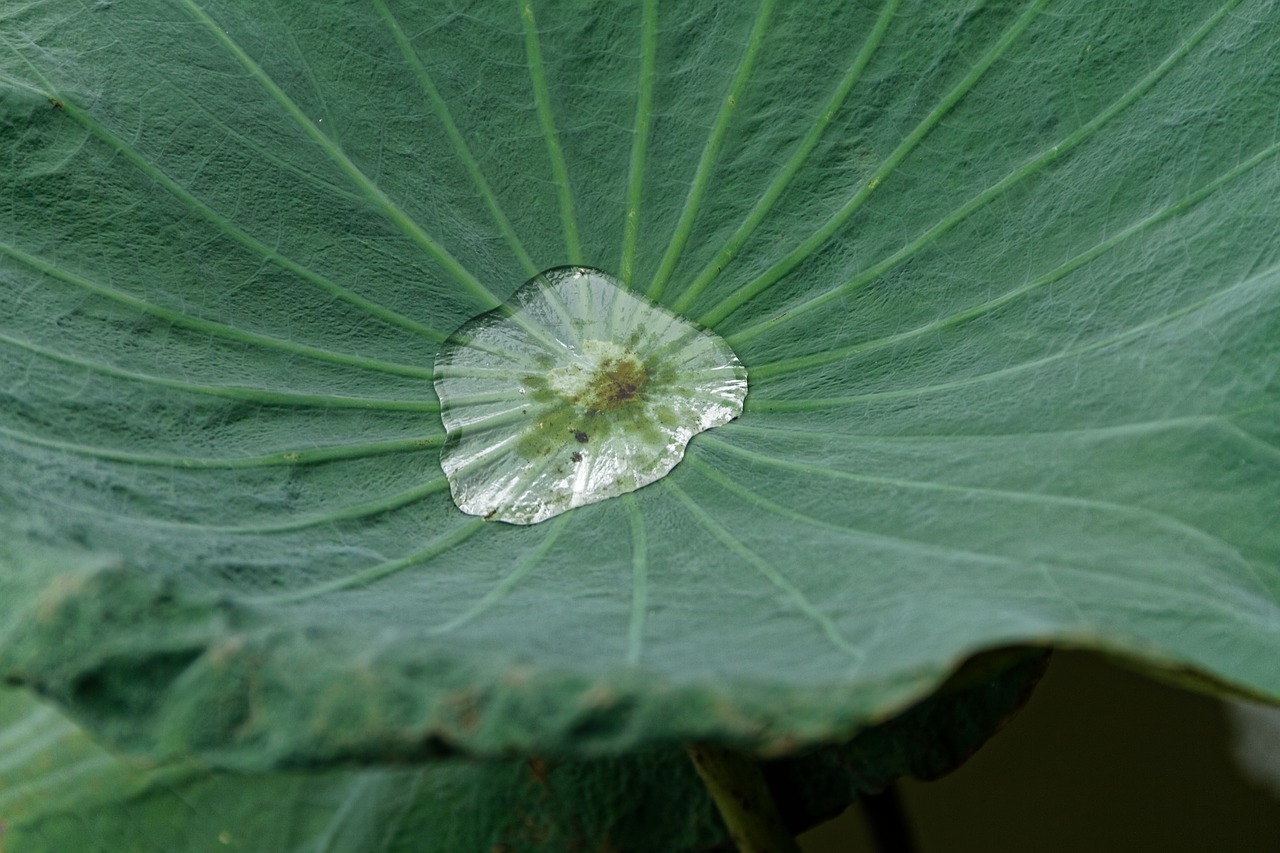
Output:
[[434, 266, 747, 524]]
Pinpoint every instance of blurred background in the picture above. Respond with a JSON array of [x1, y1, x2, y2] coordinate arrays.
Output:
[[799, 650, 1280, 852]]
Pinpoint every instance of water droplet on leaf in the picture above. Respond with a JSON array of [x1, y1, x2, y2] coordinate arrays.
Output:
[[434, 266, 747, 524]]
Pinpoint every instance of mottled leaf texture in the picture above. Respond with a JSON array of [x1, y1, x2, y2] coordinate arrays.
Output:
[[0, 653, 1043, 851], [1, 0, 1277, 787]]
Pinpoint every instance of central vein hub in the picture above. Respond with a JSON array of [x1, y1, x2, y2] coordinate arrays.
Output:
[[578, 353, 648, 412], [434, 265, 747, 524]]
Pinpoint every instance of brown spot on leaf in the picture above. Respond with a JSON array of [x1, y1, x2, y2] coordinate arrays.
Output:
[[576, 353, 649, 412], [573, 430, 589, 443]]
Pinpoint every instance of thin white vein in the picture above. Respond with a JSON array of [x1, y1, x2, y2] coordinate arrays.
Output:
[[0, 703, 61, 756], [726, 413, 1235, 443], [50, 100, 449, 344], [35, 477, 451, 536], [619, 0, 658, 287], [176, 0, 499, 308], [0, 241, 438, 381], [749, 253, 1280, 411], [274, 5, 338, 135], [429, 514, 571, 634], [0, 65, 51, 101], [0, 753, 125, 810], [1223, 420, 1280, 464], [663, 479, 864, 662], [0, 330, 439, 412], [624, 493, 648, 665], [685, 454, 1089, 625], [376, 0, 537, 275], [645, 0, 778, 303], [249, 518, 487, 604], [0, 425, 440, 469], [521, 1, 582, 264], [536, 276, 586, 352], [752, 20, 1257, 378], [670, 0, 901, 315], [701, 434, 1271, 601], [0, 711, 72, 773], [376, 771, 427, 850], [4, 31, 441, 344], [726, 0, 1242, 344], [314, 775, 379, 853], [699, 0, 1050, 329]]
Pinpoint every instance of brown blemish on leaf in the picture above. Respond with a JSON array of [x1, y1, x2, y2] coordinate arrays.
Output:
[[575, 353, 649, 413], [570, 451, 583, 462], [573, 430, 589, 443]]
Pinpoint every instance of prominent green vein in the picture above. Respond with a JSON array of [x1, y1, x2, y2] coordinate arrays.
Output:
[[273, 4, 338, 136], [52, 477, 451, 536], [0, 715, 72, 773], [702, 434, 1270, 601], [645, 0, 777, 303], [624, 494, 648, 665], [0, 753, 127, 810], [429, 514, 571, 634], [698, 0, 1049, 329], [4, 34, 436, 344], [670, 0, 900, 314], [685, 453, 1089, 622], [177, 0, 499, 308], [619, 0, 658, 288], [0, 330, 440, 412], [521, 1, 582, 265], [747, 252, 1280, 411], [663, 479, 864, 661], [0, 426, 440, 469], [726, 413, 1234, 443], [47, 99, 448, 344], [376, 0, 537, 275], [725, 0, 1240, 344], [313, 776, 380, 853], [1224, 421, 1280, 464], [252, 518, 487, 604], [288, 473, 442, 534], [0, 242, 438, 381], [0, 704, 61, 756], [752, 118, 1276, 378]]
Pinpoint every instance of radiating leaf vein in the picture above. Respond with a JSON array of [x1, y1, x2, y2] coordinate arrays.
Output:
[[521, 0, 583, 265], [0, 241, 438, 380], [376, 0, 538, 276], [176, 0, 499, 308], [664, 479, 864, 662], [699, 0, 1051, 328], [670, 0, 901, 314], [429, 514, 571, 635], [0, 331, 440, 412], [645, 0, 777, 303], [726, 0, 1243, 344]]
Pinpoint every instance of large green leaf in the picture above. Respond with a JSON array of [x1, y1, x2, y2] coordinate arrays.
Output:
[[0, 654, 1044, 851], [1, 0, 1278, 773]]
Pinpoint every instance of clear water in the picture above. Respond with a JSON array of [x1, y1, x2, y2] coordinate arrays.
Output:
[[434, 266, 747, 524]]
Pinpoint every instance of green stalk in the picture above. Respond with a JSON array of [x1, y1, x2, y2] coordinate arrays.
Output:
[[684, 742, 802, 853]]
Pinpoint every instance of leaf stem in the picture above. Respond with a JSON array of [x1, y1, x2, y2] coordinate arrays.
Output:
[[684, 742, 801, 853], [860, 783, 918, 853]]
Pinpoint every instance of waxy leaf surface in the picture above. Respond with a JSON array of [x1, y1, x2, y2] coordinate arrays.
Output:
[[0, 0, 1277, 773]]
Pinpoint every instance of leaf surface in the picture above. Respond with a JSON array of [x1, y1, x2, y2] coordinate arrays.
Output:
[[0, 654, 1043, 851], [1, 0, 1278, 769]]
